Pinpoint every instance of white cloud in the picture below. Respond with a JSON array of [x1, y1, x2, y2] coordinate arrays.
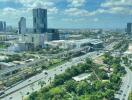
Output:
[[0, 0, 60, 27], [62, 18, 85, 22], [48, 7, 58, 14], [101, 0, 132, 7], [65, 8, 95, 16], [1, 7, 24, 17], [0, 0, 59, 14], [67, 0, 86, 7], [0, 0, 16, 1], [91, 7, 132, 15], [93, 18, 99, 22], [109, 7, 132, 14], [20, 0, 58, 14], [21, 0, 54, 8], [0, 0, 131, 28], [100, 0, 132, 15], [3, 7, 16, 13]]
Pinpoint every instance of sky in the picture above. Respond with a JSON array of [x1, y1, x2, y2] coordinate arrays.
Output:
[[0, 0, 132, 29]]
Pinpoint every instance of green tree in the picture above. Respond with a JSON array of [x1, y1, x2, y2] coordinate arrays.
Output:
[[93, 81, 104, 91], [48, 87, 66, 100], [98, 71, 109, 80], [65, 80, 77, 93], [128, 92, 132, 100], [110, 74, 121, 83], [28, 91, 38, 100], [76, 81, 92, 95], [104, 89, 114, 100]]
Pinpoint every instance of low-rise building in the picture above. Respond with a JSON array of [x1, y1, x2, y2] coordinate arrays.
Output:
[[45, 39, 103, 50], [0, 62, 15, 70], [72, 73, 91, 82]]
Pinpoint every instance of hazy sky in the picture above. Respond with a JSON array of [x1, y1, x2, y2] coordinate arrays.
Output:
[[0, 0, 132, 29]]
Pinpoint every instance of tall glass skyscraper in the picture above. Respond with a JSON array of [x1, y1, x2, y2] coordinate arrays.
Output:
[[18, 17, 26, 34], [33, 8, 47, 34], [0, 21, 6, 32], [127, 23, 132, 34]]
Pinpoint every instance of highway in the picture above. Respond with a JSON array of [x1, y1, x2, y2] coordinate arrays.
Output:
[[0, 51, 100, 100], [0, 41, 125, 100], [0, 46, 90, 78]]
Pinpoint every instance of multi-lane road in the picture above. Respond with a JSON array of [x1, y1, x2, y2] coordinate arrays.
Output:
[[1, 41, 132, 100], [0, 51, 99, 100], [115, 65, 132, 100], [123, 67, 132, 100]]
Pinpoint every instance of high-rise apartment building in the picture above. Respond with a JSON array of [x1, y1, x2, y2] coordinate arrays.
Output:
[[33, 8, 47, 33], [127, 23, 132, 34]]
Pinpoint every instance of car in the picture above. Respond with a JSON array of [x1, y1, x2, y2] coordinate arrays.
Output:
[[117, 92, 121, 95], [45, 72, 48, 75], [43, 70, 48, 75], [26, 92, 30, 95], [0, 91, 4, 96], [120, 90, 123, 93], [9, 97, 13, 99]]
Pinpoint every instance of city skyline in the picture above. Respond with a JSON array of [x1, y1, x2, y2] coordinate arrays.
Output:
[[0, 0, 132, 29]]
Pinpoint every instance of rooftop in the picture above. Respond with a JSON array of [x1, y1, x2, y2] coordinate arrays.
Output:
[[0, 62, 15, 67], [72, 73, 91, 82]]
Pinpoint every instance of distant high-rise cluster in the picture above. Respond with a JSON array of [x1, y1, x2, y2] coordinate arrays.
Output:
[[18, 8, 48, 49], [33, 8, 47, 34], [0, 21, 6, 32], [127, 23, 132, 34], [18, 17, 26, 34]]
